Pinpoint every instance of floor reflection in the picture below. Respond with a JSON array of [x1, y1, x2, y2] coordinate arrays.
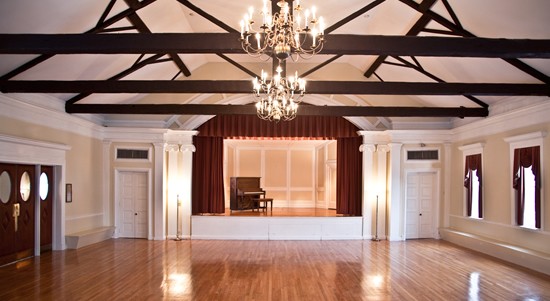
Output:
[[468, 272, 480, 301]]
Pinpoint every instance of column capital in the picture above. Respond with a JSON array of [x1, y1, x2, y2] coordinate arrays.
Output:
[[165, 143, 180, 152], [376, 144, 390, 153], [360, 143, 377, 153], [180, 144, 196, 153]]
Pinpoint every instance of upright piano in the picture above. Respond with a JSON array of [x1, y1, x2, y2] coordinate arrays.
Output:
[[230, 177, 266, 211]]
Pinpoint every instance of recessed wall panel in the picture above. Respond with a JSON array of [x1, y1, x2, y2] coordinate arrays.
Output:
[[317, 147, 325, 186], [238, 149, 261, 177], [290, 150, 312, 187], [265, 150, 287, 187], [327, 141, 337, 160]]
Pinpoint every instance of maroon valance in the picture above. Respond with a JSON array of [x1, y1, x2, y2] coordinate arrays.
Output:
[[195, 115, 359, 138]]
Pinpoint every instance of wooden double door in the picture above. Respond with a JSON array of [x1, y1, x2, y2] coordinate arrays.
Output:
[[0, 163, 53, 265]]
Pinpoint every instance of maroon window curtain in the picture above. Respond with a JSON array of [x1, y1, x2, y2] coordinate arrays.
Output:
[[463, 154, 482, 218], [336, 137, 363, 216], [192, 136, 225, 214], [512, 146, 541, 228]]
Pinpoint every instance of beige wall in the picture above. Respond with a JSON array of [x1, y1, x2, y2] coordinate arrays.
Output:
[[450, 123, 550, 254], [0, 115, 103, 233]]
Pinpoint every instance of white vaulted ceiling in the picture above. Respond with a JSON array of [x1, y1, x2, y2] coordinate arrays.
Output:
[[0, 0, 549, 130]]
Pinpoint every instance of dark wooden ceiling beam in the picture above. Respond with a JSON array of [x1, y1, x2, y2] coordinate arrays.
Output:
[[2, 33, 550, 58], [176, 0, 238, 33], [64, 103, 488, 118], [124, 0, 191, 77], [65, 54, 167, 105], [398, 0, 550, 84], [3, 80, 548, 96], [324, 0, 386, 34], [0, 0, 157, 81], [364, 0, 436, 78]]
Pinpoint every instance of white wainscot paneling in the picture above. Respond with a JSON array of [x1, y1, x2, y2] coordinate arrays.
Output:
[[191, 216, 363, 240]]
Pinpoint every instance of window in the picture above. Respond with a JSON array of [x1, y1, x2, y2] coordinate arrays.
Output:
[[505, 131, 545, 230], [512, 146, 541, 229], [464, 154, 482, 219], [459, 143, 484, 219]]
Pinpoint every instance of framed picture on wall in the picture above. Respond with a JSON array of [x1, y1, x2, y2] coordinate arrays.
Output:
[[66, 183, 72, 203]]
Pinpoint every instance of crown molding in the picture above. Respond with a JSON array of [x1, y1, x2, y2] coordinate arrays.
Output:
[[452, 101, 550, 142], [0, 93, 104, 139]]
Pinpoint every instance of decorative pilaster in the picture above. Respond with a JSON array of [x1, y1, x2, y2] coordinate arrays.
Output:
[[443, 143, 452, 228], [179, 142, 195, 238], [359, 143, 376, 239], [165, 143, 180, 239], [388, 143, 403, 241], [376, 144, 390, 240], [164, 130, 197, 240], [153, 142, 165, 240], [102, 140, 112, 227]]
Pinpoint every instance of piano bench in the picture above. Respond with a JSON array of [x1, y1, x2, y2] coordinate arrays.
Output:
[[254, 198, 273, 212]]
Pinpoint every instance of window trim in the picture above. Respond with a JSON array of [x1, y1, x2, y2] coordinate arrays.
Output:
[[458, 143, 485, 219], [504, 131, 546, 230]]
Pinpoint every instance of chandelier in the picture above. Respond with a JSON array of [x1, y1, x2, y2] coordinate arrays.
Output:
[[240, 0, 325, 61], [253, 64, 306, 121]]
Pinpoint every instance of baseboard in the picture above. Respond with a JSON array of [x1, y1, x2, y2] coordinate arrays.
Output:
[[65, 226, 115, 249]]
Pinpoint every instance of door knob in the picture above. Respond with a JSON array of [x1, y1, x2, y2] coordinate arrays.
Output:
[[13, 203, 20, 232]]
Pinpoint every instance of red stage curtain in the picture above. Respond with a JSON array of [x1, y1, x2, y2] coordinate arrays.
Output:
[[193, 115, 362, 215], [336, 137, 363, 216], [192, 136, 225, 214], [512, 146, 541, 228], [463, 154, 482, 218]]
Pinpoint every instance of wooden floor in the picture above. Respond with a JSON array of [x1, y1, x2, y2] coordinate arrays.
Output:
[[225, 207, 341, 217], [1, 239, 549, 300]]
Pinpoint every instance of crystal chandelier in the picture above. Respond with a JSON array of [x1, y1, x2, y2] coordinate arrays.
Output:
[[240, 0, 325, 61], [253, 64, 306, 121]]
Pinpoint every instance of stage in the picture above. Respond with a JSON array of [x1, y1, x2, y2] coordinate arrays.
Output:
[[191, 207, 365, 240]]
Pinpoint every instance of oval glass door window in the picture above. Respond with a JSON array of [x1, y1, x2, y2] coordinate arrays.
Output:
[[40, 172, 49, 201], [0, 171, 11, 204], [20, 171, 31, 202]]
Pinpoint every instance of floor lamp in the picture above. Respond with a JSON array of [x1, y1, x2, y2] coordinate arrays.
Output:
[[174, 194, 182, 241], [372, 195, 380, 241]]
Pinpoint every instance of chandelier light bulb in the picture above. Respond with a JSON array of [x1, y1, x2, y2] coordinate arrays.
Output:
[[252, 65, 305, 122], [239, 0, 325, 61]]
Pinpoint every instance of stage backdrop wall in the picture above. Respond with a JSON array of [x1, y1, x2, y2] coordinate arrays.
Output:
[[224, 140, 337, 209]]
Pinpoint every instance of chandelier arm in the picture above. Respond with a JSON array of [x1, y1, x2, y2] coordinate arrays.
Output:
[[241, 0, 320, 122]]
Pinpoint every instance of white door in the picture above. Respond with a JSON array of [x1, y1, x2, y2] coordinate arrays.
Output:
[[405, 172, 436, 239], [119, 171, 148, 238]]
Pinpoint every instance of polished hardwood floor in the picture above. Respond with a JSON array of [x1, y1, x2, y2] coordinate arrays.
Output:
[[1, 239, 549, 300]]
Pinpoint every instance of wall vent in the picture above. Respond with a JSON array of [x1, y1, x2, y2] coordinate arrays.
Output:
[[407, 150, 439, 161], [116, 148, 149, 160]]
